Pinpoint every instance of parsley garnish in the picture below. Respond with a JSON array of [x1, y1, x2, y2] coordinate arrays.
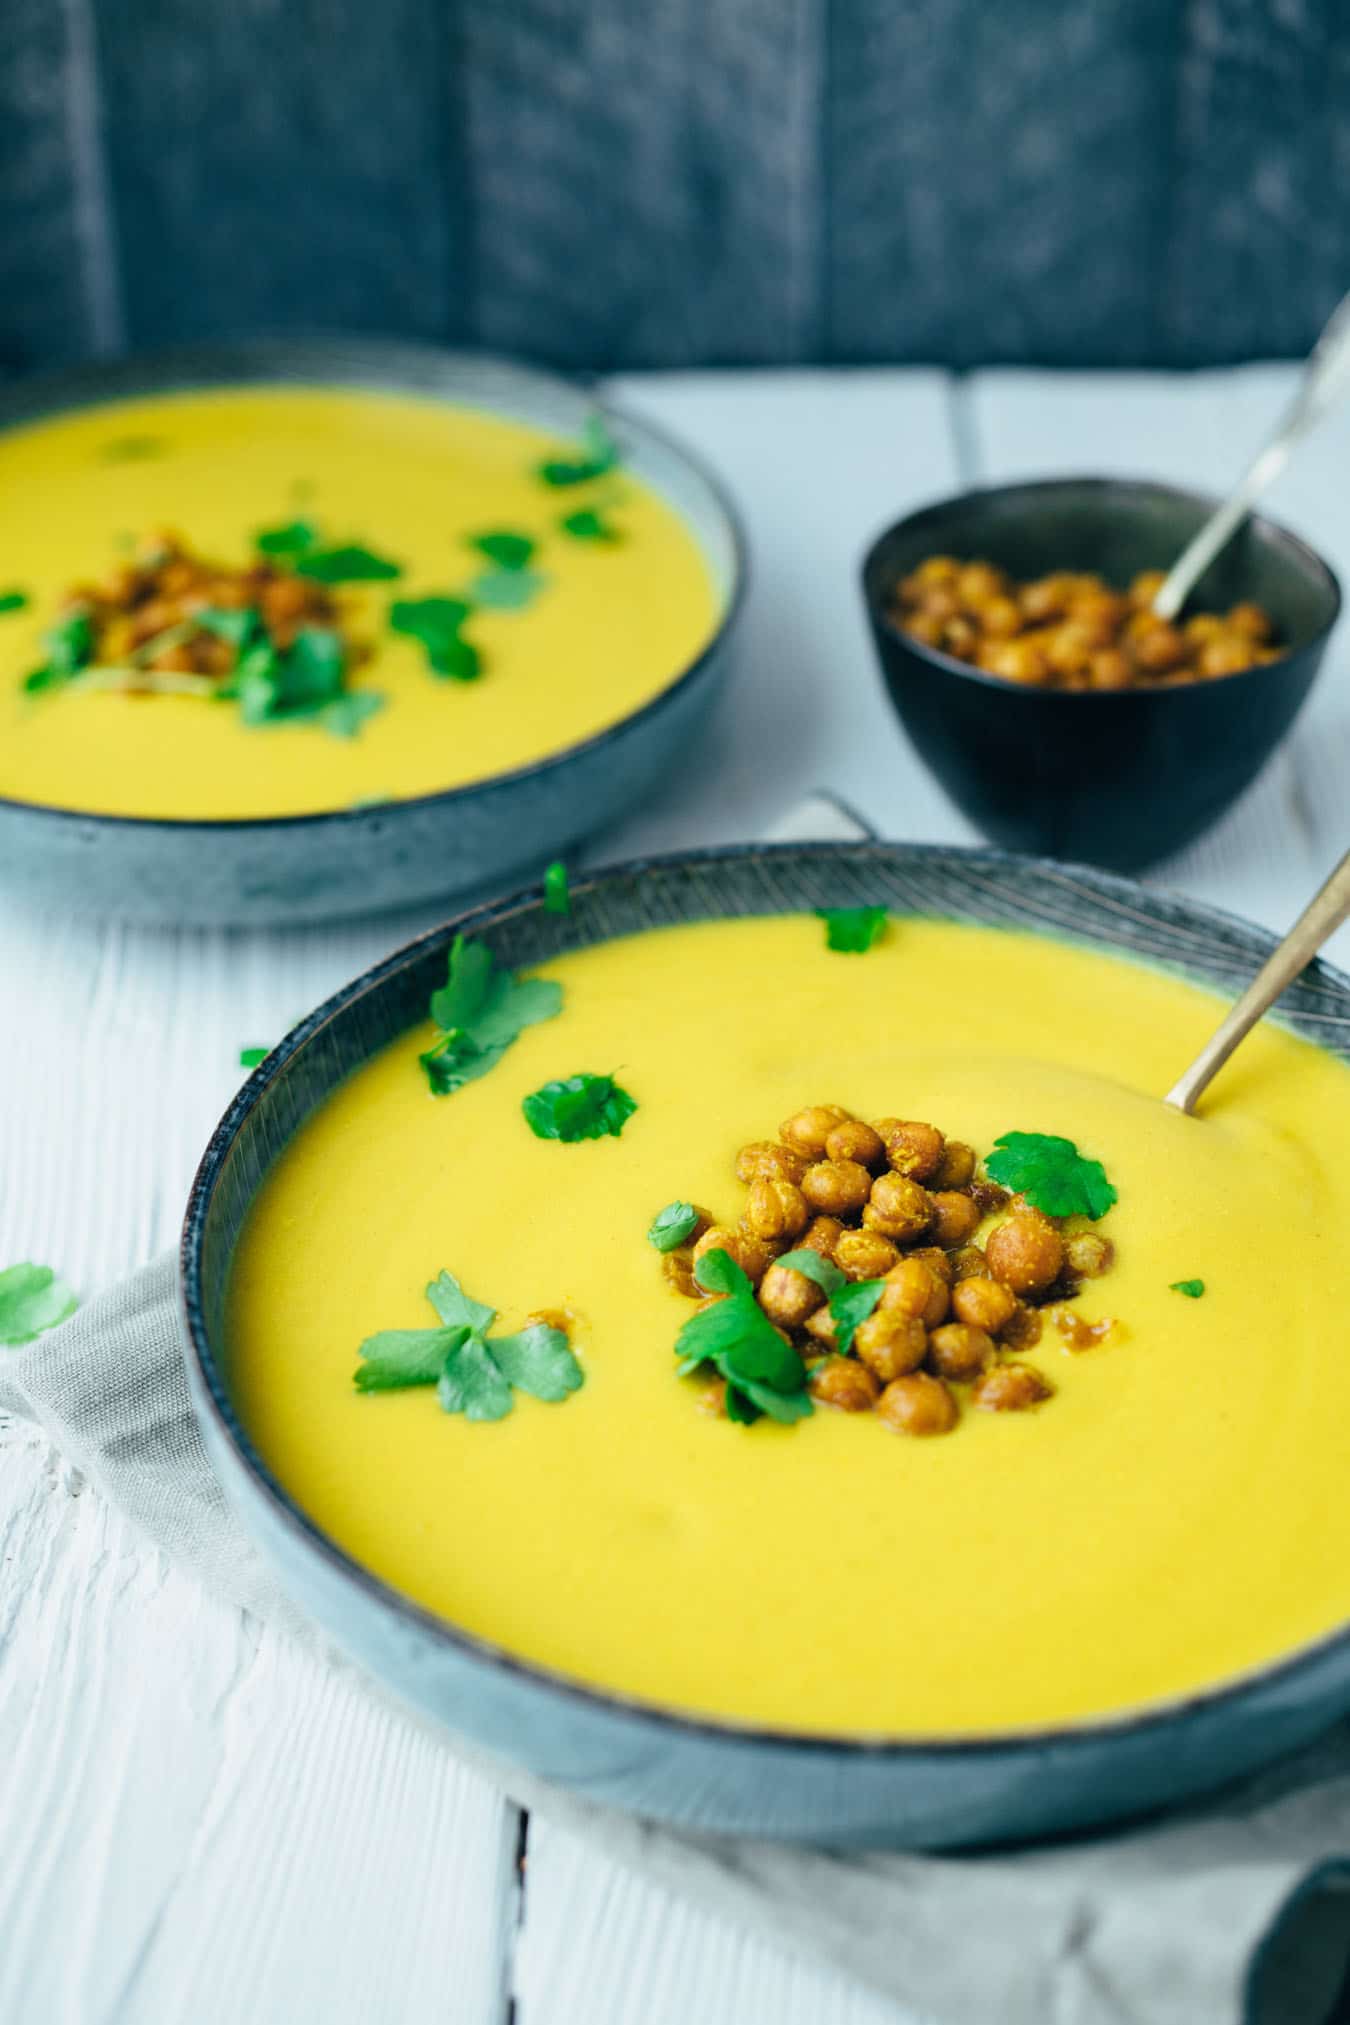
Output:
[[419, 934, 562, 1095], [228, 620, 384, 738], [255, 518, 319, 560], [522, 1073, 637, 1142], [560, 506, 619, 542], [0, 590, 28, 616], [984, 1132, 1117, 1219], [674, 1250, 812, 1424], [254, 518, 402, 583], [0, 1263, 78, 1346], [774, 1248, 846, 1295], [355, 1268, 583, 1422], [827, 1278, 887, 1355], [1170, 1278, 1205, 1299], [389, 596, 481, 680], [536, 415, 621, 488], [23, 611, 95, 694], [816, 906, 888, 953], [468, 567, 548, 612], [648, 1201, 699, 1252], [468, 531, 535, 572], [239, 1046, 269, 1069], [543, 860, 570, 914]]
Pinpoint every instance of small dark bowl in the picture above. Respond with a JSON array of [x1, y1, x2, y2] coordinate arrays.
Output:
[[861, 479, 1341, 871]]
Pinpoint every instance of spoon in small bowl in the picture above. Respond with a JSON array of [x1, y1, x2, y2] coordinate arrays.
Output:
[[1152, 286, 1350, 623], [1164, 849, 1350, 1112]]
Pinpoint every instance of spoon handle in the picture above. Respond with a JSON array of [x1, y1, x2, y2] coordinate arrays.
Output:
[[1153, 287, 1350, 622], [1164, 849, 1350, 1114]]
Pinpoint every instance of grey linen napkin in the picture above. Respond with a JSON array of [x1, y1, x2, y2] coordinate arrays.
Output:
[[4, 797, 1350, 2025]]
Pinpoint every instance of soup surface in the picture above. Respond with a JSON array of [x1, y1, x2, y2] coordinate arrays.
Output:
[[0, 386, 718, 819], [227, 916, 1350, 1734]]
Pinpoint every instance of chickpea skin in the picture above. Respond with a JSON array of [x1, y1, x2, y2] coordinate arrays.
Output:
[[973, 1363, 1053, 1412], [800, 1215, 844, 1262], [834, 1229, 900, 1281], [662, 1249, 700, 1299], [985, 1213, 1065, 1296], [693, 1225, 774, 1287], [802, 1158, 874, 1217], [880, 1257, 949, 1328], [927, 1190, 982, 1248], [758, 1260, 826, 1330], [877, 1373, 958, 1437], [1064, 1230, 1114, 1279], [780, 1105, 854, 1156], [863, 1172, 933, 1243], [744, 1176, 811, 1245], [876, 1118, 945, 1181], [907, 1244, 955, 1285], [932, 1140, 975, 1189], [999, 1302, 1044, 1350], [853, 1311, 928, 1383], [951, 1276, 1018, 1333], [984, 638, 1051, 686], [808, 1356, 880, 1413], [948, 1244, 988, 1282], [824, 1119, 887, 1170], [735, 1140, 807, 1186], [927, 1321, 996, 1381]]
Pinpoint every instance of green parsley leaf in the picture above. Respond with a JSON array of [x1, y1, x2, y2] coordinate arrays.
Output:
[[23, 611, 95, 694], [419, 934, 564, 1095], [355, 1325, 463, 1391], [320, 690, 386, 739], [522, 1073, 637, 1142], [828, 1279, 887, 1356], [816, 906, 888, 954], [1170, 1278, 1206, 1299], [724, 1382, 761, 1424], [984, 1132, 1117, 1220], [490, 1322, 584, 1402], [543, 860, 570, 914], [674, 1249, 811, 1414], [0, 590, 29, 616], [389, 595, 481, 680], [468, 530, 536, 572], [437, 1330, 514, 1420], [536, 414, 622, 487], [648, 1201, 699, 1252], [733, 1376, 815, 1424], [296, 542, 402, 584], [0, 1263, 78, 1346], [467, 567, 548, 612], [197, 605, 262, 648], [256, 517, 319, 559], [425, 1268, 498, 1337], [282, 626, 347, 705], [238, 1045, 269, 1069], [559, 506, 619, 542], [774, 1248, 847, 1295]]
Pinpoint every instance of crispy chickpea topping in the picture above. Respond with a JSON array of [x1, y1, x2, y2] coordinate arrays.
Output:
[[890, 557, 1280, 691], [657, 1104, 1121, 1431]]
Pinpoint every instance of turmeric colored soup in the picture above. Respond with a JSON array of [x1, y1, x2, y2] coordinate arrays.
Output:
[[0, 386, 719, 819], [226, 917, 1350, 1736]]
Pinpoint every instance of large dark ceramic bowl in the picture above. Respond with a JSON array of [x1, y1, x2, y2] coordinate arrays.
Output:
[[0, 339, 744, 927], [862, 479, 1340, 872], [180, 840, 1350, 1850]]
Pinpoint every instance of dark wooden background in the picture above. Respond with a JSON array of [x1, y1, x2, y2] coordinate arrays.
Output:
[[4, 0, 1350, 377]]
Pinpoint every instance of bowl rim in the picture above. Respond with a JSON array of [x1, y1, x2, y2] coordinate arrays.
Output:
[[860, 473, 1343, 701], [0, 334, 749, 834], [180, 834, 1350, 1761]]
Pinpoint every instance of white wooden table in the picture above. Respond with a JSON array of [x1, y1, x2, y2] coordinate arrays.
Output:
[[2, 367, 1347, 2025]]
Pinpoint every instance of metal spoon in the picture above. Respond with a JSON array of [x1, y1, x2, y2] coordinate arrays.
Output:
[[1152, 288, 1350, 622], [1164, 849, 1350, 1112]]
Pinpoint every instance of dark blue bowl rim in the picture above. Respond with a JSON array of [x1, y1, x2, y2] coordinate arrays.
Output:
[[0, 335, 748, 834], [180, 835, 1350, 1761], [860, 474, 1343, 699]]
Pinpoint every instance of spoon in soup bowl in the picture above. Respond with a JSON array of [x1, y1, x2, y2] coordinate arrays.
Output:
[[1165, 848, 1350, 1112]]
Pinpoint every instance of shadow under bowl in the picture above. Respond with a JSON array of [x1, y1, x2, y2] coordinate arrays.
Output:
[[182, 839, 1350, 1850], [861, 478, 1340, 872], [0, 338, 745, 927]]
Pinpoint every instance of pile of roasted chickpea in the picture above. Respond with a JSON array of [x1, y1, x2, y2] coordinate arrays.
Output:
[[661, 1104, 1116, 1436], [889, 556, 1279, 691]]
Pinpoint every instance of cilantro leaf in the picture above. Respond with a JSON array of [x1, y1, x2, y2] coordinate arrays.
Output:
[[420, 935, 563, 1096], [1170, 1278, 1206, 1298], [733, 1376, 815, 1424], [829, 1278, 887, 1356], [543, 860, 570, 914], [355, 1325, 463, 1391], [724, 1382, 761, 1424], [295, 543, 402, 584], [425, 1268, 497, 1337], [984, 1132, 1117, 1220], [321, 690, 385, 738], [536, 415, 621, 487], [559, 507, 619, 543], [438, 1330, 514, 1421], [256, 518, 319, 560], [468, 531, 536, 572], [648, 1201, 699, 1252], [238, 1045, 269, 1069], [816, 906, 888, 954], [468, 568, 547, 612], [522, 1073, 637, 1142], [281, 626, 346, 705], [197, 605, 263, 648], [23, 611, 95, 694], [390, 596, 481, 680], [774, 1248, 847, 1295], [0, 1263, 78, 1346], [490, 1322, 584, 1402], [0, 590, 29, 615], [684, 1250, 809, 1395]]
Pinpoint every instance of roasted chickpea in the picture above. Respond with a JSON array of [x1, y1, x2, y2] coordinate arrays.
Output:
[[903, 609, 946, 649], [803, 1303, 839, 1348], [834, 1229, 900, 1281], [956, 562, 1008, 608], [758, 1260, 826, 1329], [1068, 589, 1129, 637], [942, 615, 981, 659], [800, 1215, 844, 1262], [927, 1321, 995, 1381], [907, 1244, 955, 1285], [693, 1225, 773, 1287], [969, 1178, 1011, 1216], [1063, 1229, 1114, 1279], [980, 594, 1022, 638], [853, 1310, 928, 1383], [1019, 573, 1074, 623], [1131, 619, 1187, 673], [1184, 612, 1226, 645], [735, 1140, 807, 1186], [915, 585, 961, 625], [913, 555, 961, 588], [973, 1363, 1053, 1412], [802, 1158, 874, 1217], [949, 1245, 987, 1282], [1088, 648, 1133, 690], [880, 1257, 949, 1328], [662, 1249, 700, 1299], [824, 1119, 887, 1170], [1198, 634, 1257, 678], [743, 1176, 811, 1245], [808, 1355, 880, 1413], [875, 1118, 945, 1181], [932, 1140, 975, 1189], [698, 1375, 728, 1416], [984, 1213, 1065, 1295], [983, 638, 1051, 686], [877, 1372, 958, 1437], [1129, 569, 1166, 607], [1227, 600, 1272, 642], [1043, 623, 1096, 681], [951, 1275, 1018, 1333], [862, 1171, 933, 1243], [927, 1190, 981, 1248], [780, 1105, 854, 1156], [999, 1302, 1044, 1350]]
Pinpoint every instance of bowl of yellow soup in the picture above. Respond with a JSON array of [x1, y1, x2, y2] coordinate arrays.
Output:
[[0, 340, 742, 924], [182, 841, 1350, 1846]]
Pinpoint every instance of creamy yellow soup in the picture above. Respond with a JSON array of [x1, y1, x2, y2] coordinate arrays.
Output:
[[227, 917, 1350, 1735], [0, 387, 718, 819]]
